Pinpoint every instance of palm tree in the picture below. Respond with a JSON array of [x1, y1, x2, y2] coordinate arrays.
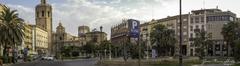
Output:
[[221, 21, 239, 57], [150, 24, 176, 56], [0, 6, 24, 62]]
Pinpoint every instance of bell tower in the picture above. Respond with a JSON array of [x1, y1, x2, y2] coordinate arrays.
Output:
[[55, 22, 65, 55], [35, 0, 53, 54], [41, 0, 46, 4]]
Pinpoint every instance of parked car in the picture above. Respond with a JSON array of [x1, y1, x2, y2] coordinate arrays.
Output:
[[18, 54, 23, 59], [41, 56, 54, 61]]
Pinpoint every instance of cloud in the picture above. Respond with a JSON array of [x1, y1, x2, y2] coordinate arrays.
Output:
[[7, 4, 35, 24], [4, 0, 175, 39]]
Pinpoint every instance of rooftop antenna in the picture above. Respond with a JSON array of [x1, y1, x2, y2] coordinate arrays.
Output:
[[151, 3, 154, 20], [216, 0, 219, 9]]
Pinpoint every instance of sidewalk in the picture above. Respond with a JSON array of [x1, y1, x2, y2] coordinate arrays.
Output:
[[2, 59, 31, 66]]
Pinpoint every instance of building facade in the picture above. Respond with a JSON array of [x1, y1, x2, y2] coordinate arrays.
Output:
[[188, 9, 237, 56], [33, 25, 48, 55], [78, 26, 90, 37], [54, 23, 107, 54], [140, 8, 237, 57], [23, 23, 34, 54], [85, 31, 107, 45], [140, 15, 190, 56], [0, 4, 3, 14], [35, 0, 53, 54], [111, 19, 140, 46]]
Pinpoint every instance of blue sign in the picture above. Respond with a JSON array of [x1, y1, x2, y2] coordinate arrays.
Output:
[[128, 19, 140, 38]]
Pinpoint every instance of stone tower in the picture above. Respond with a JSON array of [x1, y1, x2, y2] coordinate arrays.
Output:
[[35, 0, 53, 54], [55, 23, 65, 55], [56, 23, 65, 41], [78, 26, 90, 37]]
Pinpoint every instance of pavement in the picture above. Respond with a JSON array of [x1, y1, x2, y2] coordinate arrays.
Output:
[[4, 58, 98, 66], [2, 58, 236, 66], [193, 64, 229, 66]]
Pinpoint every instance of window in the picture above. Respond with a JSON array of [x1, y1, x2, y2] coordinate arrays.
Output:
[[183, 19, 187, 21], [183, 32, 187, 36], [190, 26, 193, 31], [201, 25, 204, 29], [48, 11, 50, 17], [190, 18, 193, 24], [195, 17, 199, 23], [42, 11, 45, 17], [202, 25, 205, 30], [201, 17, 204, 23], [183, 26, 187, 29], [190, 33, 193, 38], [195, 25, 199, 29]]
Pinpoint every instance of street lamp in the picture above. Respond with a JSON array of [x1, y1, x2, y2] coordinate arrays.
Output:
[[179, 0, 183, 66], [109, 40, 112, 60], [100, 26, 103, 60]]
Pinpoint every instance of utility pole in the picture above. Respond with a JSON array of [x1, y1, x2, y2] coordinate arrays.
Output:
[[179, 0, 183, 66], [138, 37, 141, 66], [100, 26, 103, 61], [109, 40, 112, 60]]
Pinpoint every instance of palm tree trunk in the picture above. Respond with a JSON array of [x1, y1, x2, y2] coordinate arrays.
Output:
[[3, 43, 8, 63], [227, 42, 231, 57], [225, 41, 229, 57]]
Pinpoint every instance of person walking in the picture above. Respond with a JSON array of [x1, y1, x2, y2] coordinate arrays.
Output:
[[13, 48, 18, 63], [8, 47, 13, 63], [23, 46, 29, 62]]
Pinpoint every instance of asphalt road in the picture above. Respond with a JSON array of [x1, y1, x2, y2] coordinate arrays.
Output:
[[10, 59, 98, 66], [202, 64, 229, 66], [9, 59, 232, 66]]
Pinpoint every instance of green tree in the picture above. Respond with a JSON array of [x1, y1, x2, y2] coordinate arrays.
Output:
[[99, 40, 112, 51], [128, 44, 145, 59], [61, 46, 81, 57], [0, 6, 24, 63], [150, 24, 176, 56], [234, 39, 240, 61], [192, 29, 212, 59], [82, 41, 96, 55], [61, 46, 71, 57], [221, 22, 239, 57]]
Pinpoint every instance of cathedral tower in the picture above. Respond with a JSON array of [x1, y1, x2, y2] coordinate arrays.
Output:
[[35, 0, 53, 54]]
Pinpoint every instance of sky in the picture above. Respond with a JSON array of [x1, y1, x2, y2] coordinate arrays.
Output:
[[1, 0, 240, 39]]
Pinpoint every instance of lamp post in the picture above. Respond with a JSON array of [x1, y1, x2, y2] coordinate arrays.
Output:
[[179, 0, 183, 66], [100, 26, 103, 60], [109, 40, 112, 60]]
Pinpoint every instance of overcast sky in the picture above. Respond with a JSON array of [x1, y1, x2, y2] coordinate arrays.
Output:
[[1, 0, 240, 39]]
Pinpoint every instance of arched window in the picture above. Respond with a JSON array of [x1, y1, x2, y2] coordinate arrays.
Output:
[[42, 11, 44, 17], [48, 11, 50, 17], [59, 37, 62, 40]]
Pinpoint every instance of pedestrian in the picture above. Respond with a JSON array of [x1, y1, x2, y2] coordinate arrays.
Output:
[[8, 47, 13, 63], [23, 46, 29, 62], [13, 48, 18, 63]]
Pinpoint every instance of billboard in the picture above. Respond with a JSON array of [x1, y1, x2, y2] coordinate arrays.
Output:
[[128, 19, 140, 38]]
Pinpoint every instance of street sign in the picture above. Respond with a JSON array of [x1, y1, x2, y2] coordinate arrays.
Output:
[[128, 19, 140, 38]]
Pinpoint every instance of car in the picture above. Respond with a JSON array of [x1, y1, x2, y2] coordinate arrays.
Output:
[[46, 56, 54, 60], [18, 54, 23, 59], [41, 56, 54, 61]]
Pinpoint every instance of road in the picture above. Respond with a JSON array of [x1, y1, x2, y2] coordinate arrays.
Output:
[[200, 64, 229, 66], [9, 59, 98, 66], [8, 59, 232, 66]]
